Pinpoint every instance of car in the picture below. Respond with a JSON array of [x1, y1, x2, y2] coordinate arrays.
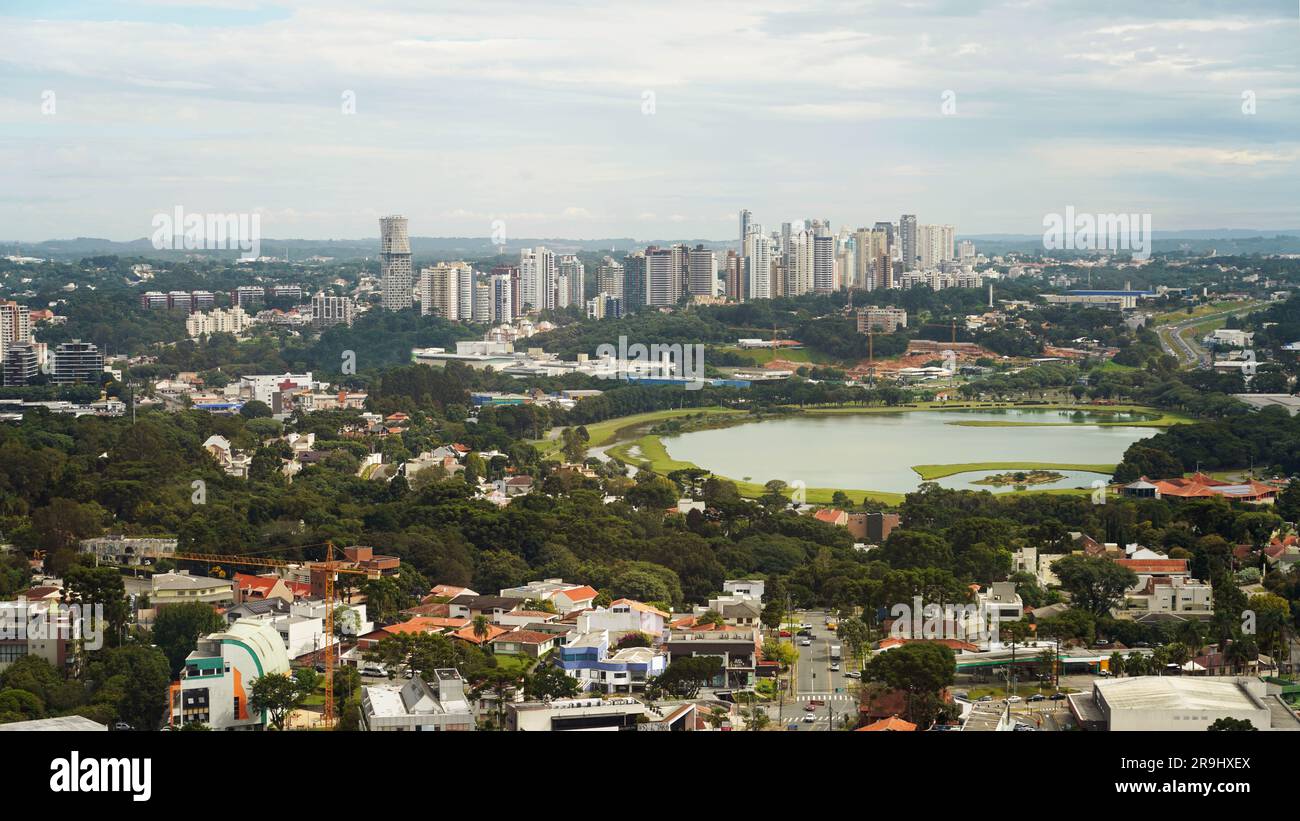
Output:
[[800, 638, 812, 646], [977, 695, 993, 702], [829, 663, 840, 672], [779, 630, 791, 637], [1050, 693, 1067, 701], [802, 713, 816, 723], [1013, 723, 1038, 732], [1028, 694, 1046, 702], [112, 721, 132, 731], [844, 671, 861, 679], [804, 703, 817, 712], [1097, 669, 1112, 677], [801, 623, 813, 630], [1005, 695, 1023, 704]]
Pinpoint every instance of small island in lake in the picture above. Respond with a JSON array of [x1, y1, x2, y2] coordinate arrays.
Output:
[[973, 470, 1065, 487]]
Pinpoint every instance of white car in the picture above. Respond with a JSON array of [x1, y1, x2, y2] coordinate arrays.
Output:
[[829, 663, 840, 672], [1005, 695, 1023, 704], [802, 713, 816, 723], [800, 638, 812, 646]]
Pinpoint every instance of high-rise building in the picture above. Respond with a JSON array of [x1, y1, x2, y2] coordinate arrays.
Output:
[[622, 252, 646, 312], [490, 273, 513, 324], [687, 245, 716, 296], [457, 264, 474, 321], [899, 214, 918, 271], [311, 294, 355, 327], [918, 224, 955, 270], [2, 341, 38, 387], [597, 257, 624, 299], [473, 281, 492, 323], [380, 216, 413, 311], [519, 247, 556, 311], [419, 264, 459, 320], [645, 247, 679, 307], [559, 255, 585, 308], [724, 251, 743, 301], [786, 230, 814, 296], [813, 234, 835, 294], [739, 209, 752, 252], [51, 340, 103, 385], [745, 230, 771, 300], [0, 301, 32, 362]]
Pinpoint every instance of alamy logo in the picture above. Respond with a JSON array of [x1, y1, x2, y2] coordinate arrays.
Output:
[[50, 752, 151, 802], [151, 206, 261, 260], [1, 601, 104, 650], [1042, 206, 1151, 260], [594, 335, 706, 391]]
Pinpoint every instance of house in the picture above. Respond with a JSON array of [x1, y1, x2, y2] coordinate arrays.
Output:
[[858, 715, 918, 732], [152, 571, 235, 608], [813, 508, 848, 527], [1135, 473, 1278, 504], [498, 579, 598, 614], [700, 595, 762, 627], [202, 434, 252, 479], [557, 630, 668, 693], [1120, 575, 1213, 617], [428, 584, 476, 601], [234, 573, 294, 603], [722, 579, 765, 602], [169, 619, 291, 730], [450, 622, 510, 646], [496, 475, 535, 497], [360, 670, 475, 732], [490, 629, 558, 658], [447, 594, 522, 620], [575, 599, 669, 639]]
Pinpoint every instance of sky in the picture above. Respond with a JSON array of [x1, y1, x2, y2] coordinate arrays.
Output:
[[1, 0, 1299, 242]]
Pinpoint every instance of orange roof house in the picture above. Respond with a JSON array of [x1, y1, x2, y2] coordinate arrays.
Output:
[[858, 715, 918, 732]]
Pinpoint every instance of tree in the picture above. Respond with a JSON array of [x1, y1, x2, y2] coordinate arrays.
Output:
[[63, 563, 130, 648], [524, 665, 580, 700], [1208, 717, 1258, 731], [651, 657, 722, 699], [250, 673, 304, 730], [862, 642, 955, 726], [836, 618, 871, 669], [472, 614, 491, 645], [152, 601, 226, 675], [1051, 555, 1138, 619]]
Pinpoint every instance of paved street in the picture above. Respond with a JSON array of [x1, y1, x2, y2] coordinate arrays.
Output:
[[766, 610, 859, 731]]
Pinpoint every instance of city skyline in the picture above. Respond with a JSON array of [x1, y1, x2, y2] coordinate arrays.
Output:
[[3, 1, 1299, 241]]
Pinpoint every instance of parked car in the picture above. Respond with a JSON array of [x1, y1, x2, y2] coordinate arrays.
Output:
[[1005, 695, 1023, 704], [844, 671, 861, 679], [1028, 694, 1046, 702], [1050, 692, 1068, 701], [779, 630, 791, 637]]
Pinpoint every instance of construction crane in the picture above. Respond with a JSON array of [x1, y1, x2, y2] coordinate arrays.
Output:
[[138, 542, 367, 727]]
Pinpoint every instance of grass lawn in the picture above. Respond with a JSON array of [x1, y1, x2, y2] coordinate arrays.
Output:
[[534, 406, 744, 458], [910, 462, 1117, 481], [1151, 299, 1251, 326], [488, 653, 537, 676], [964, 683, 1077, 700]]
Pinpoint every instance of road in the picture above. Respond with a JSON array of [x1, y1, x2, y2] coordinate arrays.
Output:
[[1155, 301, 1264, 369], [765, 610, 858, 731]]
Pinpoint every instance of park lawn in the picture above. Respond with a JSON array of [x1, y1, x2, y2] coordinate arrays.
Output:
[[911, 461, 1117, 481], [534, 406, 744, 458], [609, 434, 905, 505]]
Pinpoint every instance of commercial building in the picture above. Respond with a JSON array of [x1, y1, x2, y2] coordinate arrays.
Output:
[[380, 215, 413, 311], [856, 306, 908, 334], [169, 618, 292, 729], [311, 293, 355, 327], [50, 340, 103, 385], [151, 571, 236, 608], [360, 669, 474, 731], [506, 696, 651, 732], [1070, 676, 1272, 731]]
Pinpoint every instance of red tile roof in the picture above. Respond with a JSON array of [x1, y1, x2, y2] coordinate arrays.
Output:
[[491, 629, 555, 645], [858, 715, 917, 732], [1114, 559, 1188, 574]]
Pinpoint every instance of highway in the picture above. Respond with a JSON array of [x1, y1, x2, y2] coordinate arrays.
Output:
[[1155, 301, 1264, 369]]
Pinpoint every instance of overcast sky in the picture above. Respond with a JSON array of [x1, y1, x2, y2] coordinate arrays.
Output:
[[2, 0, 1298, 242]]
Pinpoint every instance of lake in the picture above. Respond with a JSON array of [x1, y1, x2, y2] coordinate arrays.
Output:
[[660, 408, 1157, 494]]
